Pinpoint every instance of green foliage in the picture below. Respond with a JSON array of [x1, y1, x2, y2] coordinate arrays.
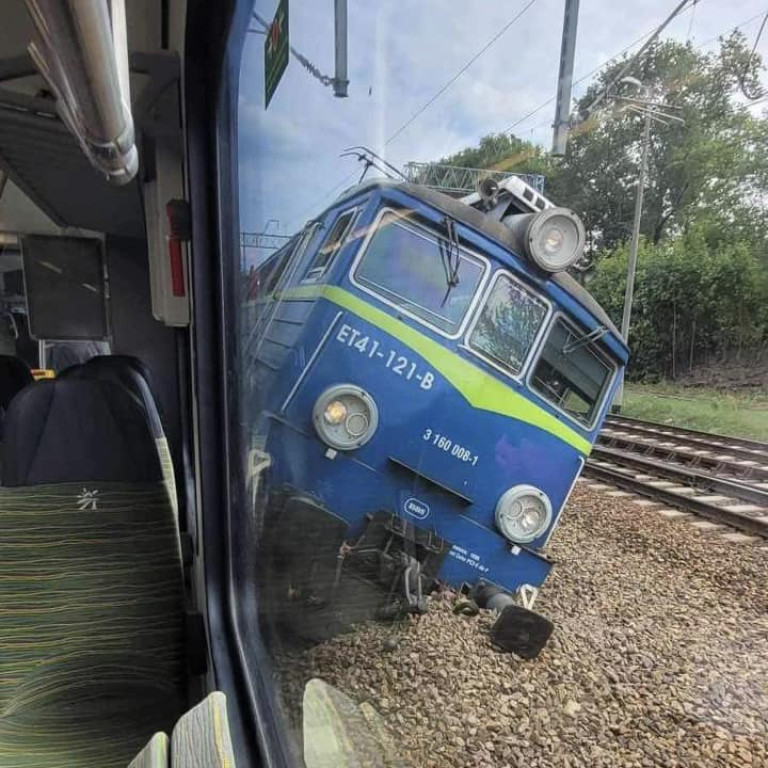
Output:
[[436, 33, 768, 383], [439, 132, 553, 178], [587, 223, 768, 379], [552, 33, 768, 251]]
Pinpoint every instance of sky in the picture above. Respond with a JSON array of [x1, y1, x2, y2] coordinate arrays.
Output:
[[237, 0, 768, 245]]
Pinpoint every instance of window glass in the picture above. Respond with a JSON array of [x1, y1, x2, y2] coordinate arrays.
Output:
[[232, 1, 762, 765], [302, 208, 357, 283], [262, 224, 317, 294], [531, 318, 615, 426], [244, 236, 296, 299], [468, 273, 548, 375], [354, 212, 484, 334]]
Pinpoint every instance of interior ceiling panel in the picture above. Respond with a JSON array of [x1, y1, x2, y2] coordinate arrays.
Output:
[[0, 0, 155, 239], [0, 104, 143, 238]]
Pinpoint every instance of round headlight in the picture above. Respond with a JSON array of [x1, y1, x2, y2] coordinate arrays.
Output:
[[323, 400, 348, 425], [313, 384, 379, 451], [525, 207, 586, 273], [495, 485, 553, 544]]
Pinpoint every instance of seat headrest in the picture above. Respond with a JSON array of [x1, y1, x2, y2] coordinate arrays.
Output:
[[59, 355, 163, 439], [86, 355, 154, 389], [0, 355, 33, 412], [1, 378, 163, 487]]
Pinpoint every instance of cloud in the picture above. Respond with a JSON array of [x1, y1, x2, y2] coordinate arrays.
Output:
[[239, 0, 768, 233]]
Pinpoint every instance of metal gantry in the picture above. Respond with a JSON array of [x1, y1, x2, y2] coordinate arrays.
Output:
[[402, 162, 545, 195], [240, 231, 292, 251]]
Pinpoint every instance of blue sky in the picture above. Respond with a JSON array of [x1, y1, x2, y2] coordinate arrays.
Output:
[[238, 0, 768, 244]]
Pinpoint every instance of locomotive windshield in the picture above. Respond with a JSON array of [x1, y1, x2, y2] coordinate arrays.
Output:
[[531, 317, 617, 427], [352, 211, 485, 336], [468, 273, 549, 376]]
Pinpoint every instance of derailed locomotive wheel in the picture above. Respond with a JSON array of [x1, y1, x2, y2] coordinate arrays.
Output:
[[490, 604, 554, 659]]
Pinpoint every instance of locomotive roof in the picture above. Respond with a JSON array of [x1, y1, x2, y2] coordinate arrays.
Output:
[[334, 179, 623, 343]]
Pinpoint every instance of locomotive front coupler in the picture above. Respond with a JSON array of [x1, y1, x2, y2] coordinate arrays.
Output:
[[470, 580, 554, 659], [344, 511, 450, 621]]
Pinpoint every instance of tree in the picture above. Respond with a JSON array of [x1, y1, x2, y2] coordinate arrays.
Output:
[[588, 225, 768, 379], [439, 132, 553, 179], [435, 34, 768, 381], [439, 35, 768, 257], [550, 33, 768, 251]]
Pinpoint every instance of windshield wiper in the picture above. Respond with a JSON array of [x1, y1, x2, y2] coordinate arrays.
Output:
[[562, 325, 608, 355], [438, 215, 461, 306]]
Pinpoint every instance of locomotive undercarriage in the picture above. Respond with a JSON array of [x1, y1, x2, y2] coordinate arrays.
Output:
[[257, 486, 554, 657]]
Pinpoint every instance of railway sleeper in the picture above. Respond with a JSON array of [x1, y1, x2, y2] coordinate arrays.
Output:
[[584, 463, 768, 540]]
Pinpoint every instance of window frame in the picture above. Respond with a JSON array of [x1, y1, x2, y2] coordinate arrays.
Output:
[[301, 206, 360, 284], [349, 206, 490, 340], [463, 268, 553, 384], [272, 221, 321, 293], [249, 235, 298, 297], [526, 312, 619, 431]]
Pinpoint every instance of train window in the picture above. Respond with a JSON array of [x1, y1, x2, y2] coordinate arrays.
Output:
[[352, 210, 485, 336], [467, 272, 548, 376], [280, 222, 322, 289], [302, 208, 357, 283], [531, 317, 616, 427], [264, 224, 318, 294], [251, 237, 297, 296]]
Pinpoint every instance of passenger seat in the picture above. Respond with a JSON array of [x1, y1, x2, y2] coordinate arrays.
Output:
[[60, 355, 179, 516], [128, 692, 236, 768], [0, 377, 186, 767], [0, 354, 33, 428]]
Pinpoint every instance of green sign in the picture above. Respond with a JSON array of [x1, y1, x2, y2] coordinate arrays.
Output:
[[264, 0, 289, 108]]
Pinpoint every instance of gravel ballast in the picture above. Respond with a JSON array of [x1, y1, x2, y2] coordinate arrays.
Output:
[[278, 486, 768, 767]]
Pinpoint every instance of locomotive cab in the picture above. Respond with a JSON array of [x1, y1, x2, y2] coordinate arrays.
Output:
[[245, 178, 629, 658]]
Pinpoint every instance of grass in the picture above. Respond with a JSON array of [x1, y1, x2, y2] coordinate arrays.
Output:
[[620, 382, 768, 443]]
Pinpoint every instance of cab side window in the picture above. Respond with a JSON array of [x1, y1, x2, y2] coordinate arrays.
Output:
[[301, 208, 357, 284], [246, 241, 294, 299]]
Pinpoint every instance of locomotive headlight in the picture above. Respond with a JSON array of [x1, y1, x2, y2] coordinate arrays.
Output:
[[495, 485, 553, 544], [323, 400, 348, 425], [525, 207, 586, 273], [313, 384, 379, 451]]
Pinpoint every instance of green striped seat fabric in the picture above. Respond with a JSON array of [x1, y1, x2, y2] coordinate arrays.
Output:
[[128, 693, 236, 768], [170, 692, 235, 768], [128, 733, 169, 768], [0, 481, 186, 768]]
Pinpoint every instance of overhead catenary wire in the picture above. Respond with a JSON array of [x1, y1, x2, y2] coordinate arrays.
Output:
[[686, 0, 698, 41], [584, 0, 694, 118], [738, 8, 768, 100], [290, 0, 543, 225], [384, 0, 541, 146], [251, 11, 335, 87], [290, 4, 768, 229], [507, 5, 768, 139], [503, 0, 708, 135]]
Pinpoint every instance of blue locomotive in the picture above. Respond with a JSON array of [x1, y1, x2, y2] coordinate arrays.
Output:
[[243, 174, 628, 657]]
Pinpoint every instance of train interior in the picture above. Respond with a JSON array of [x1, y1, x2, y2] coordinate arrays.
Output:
[[0, 1, 244, 766], [0, 1, 633, 766]]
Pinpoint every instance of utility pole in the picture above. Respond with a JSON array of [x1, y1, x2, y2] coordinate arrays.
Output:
[[614, 109, 652, 410], [622, 109, 652, 342], [552, 0, 580, 156], [333, 0, 349, 97]]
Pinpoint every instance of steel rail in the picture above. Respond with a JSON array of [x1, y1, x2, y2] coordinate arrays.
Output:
[[605, 415, 768, 456], [591, 446, 768, 507], [584, 463, 768, 539], [597, 433, 768, 484], [603, 420, 768, 466]]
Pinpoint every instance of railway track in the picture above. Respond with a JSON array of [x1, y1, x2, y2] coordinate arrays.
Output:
[[585, 416, 768, 540]]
